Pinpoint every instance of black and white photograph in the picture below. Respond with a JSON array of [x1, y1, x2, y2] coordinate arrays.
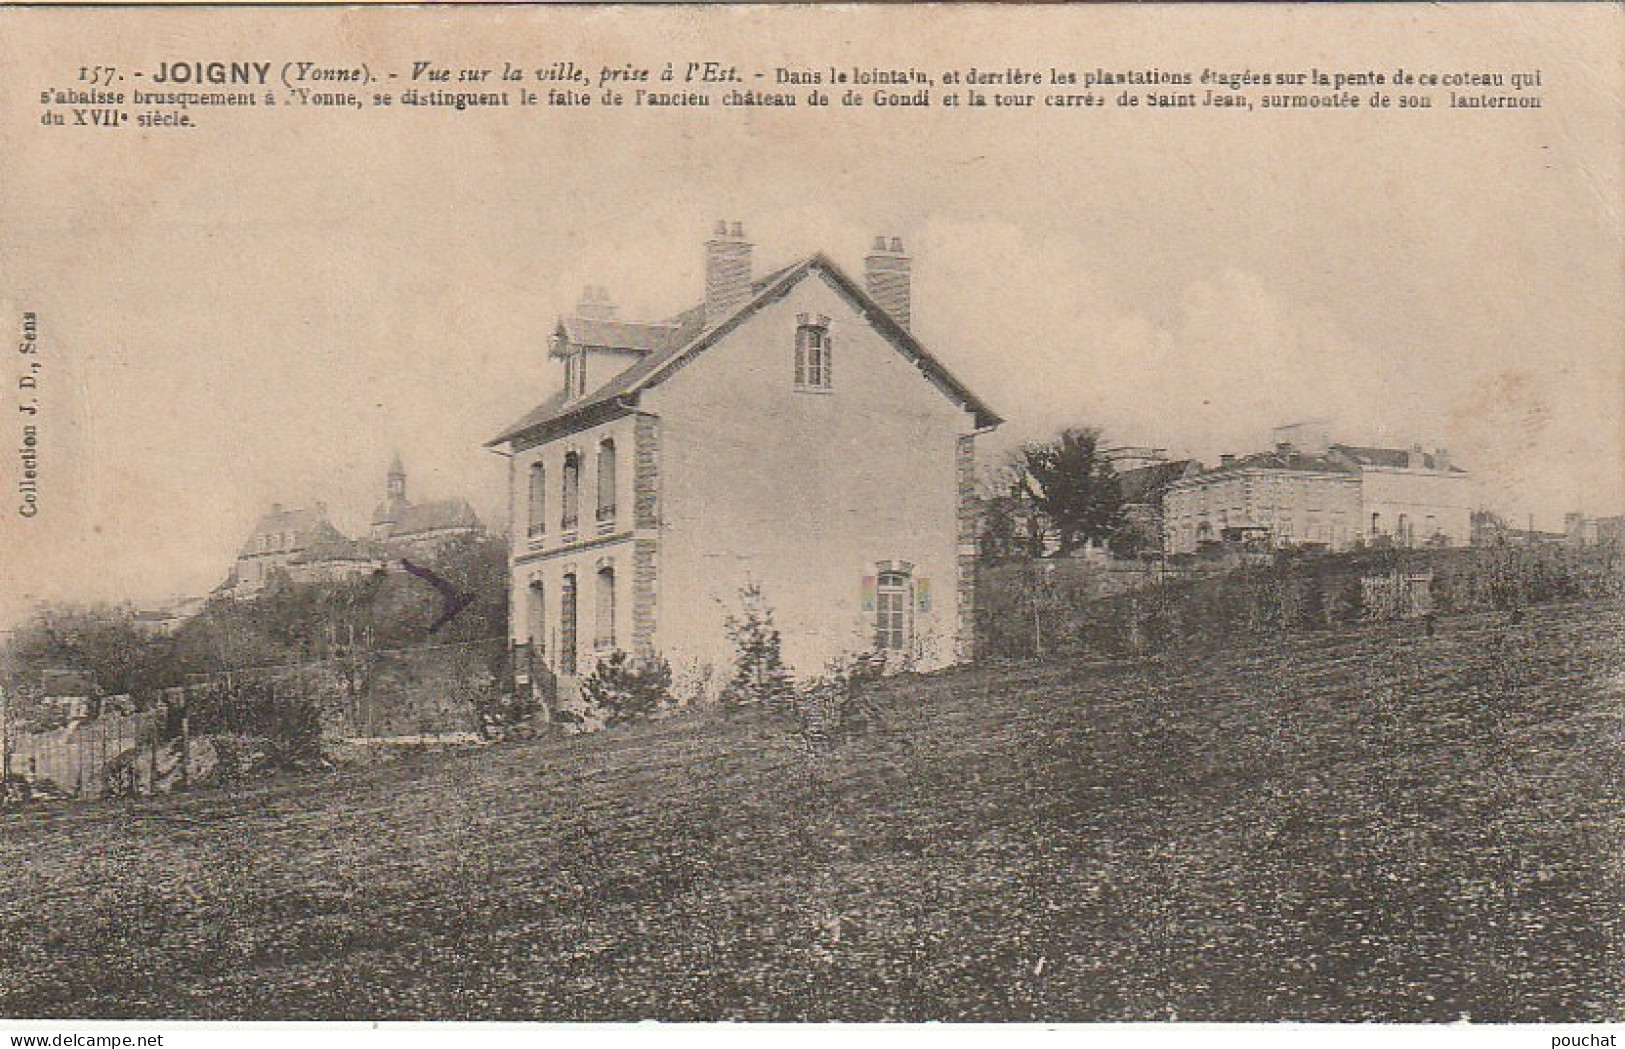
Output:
[[0, 2, 1620, 1037]]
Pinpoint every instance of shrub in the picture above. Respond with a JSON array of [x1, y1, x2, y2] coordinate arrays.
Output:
[[580, 650, 674, 726], [211, 736, 246, 785], [472, 683, 540, 739], [721, 584, 795, 711], [189, 678, 324, 770], [792, 651, 886, 753], [250, 686, 324, 768]]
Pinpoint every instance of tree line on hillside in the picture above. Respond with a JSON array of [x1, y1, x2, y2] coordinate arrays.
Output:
[[1, 534, 509, 716]]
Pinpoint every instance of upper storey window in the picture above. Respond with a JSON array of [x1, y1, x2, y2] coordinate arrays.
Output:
[[794, 313, 831, 391], [563, 350, 588, 399], [561, 451, 581, 533], [596, 438, 617, 525], [527, 462, 546, 537]]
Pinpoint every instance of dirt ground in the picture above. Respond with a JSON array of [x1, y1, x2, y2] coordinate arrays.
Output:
[[2, 598, 1620, 1021]]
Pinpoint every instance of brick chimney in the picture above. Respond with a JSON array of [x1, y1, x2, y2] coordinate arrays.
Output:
[[575, 285, 617, 320], [705, 221, 753, 323], [865, 235, 911, 330]]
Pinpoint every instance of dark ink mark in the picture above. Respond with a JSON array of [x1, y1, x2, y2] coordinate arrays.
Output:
[[401, 559, 476, 634]]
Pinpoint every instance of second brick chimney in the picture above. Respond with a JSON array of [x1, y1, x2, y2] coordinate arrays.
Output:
[[865, 235, 912, 330], [705, 221, 753, 323], [575, 286, 618, 320]]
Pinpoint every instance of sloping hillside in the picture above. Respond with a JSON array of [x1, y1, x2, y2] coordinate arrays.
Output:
[[1, 599, 1620, 1021]]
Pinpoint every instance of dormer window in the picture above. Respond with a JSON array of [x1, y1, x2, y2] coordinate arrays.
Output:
[[794, 314, 832, 390]]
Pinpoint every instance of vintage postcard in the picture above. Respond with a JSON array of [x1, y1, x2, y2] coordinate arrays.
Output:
[[0, 2, 1621, 1035]]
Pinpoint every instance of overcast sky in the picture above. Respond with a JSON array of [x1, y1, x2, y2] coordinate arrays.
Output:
[[1, 4, 1620, 627]]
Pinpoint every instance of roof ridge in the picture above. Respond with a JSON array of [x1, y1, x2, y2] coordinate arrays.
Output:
[[488, 250, 1001, 447]]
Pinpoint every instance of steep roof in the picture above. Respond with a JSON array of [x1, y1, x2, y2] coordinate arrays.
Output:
[[1117, 460, 1196, 504], [1330, 444, 1466, 473], [489, 254, 1001, 447], [559, 316, 685, 354], [1177, 451, 1358, 484], [389, 498, 481, 538], [239, 506, 347, 557]]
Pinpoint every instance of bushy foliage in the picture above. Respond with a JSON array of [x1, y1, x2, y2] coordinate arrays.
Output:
[[189, 678, 324, 770], [790, 650, 889, 753], [168, 533, 512, 676], [580, 650, 674, 726], [1, 535, 512, 719], [2, 604, 177, 709], [1017, 427, 1125, 556], [721, 584, 795, 711], [982, 545, 1625, 661], [472, 686, 542, 738]]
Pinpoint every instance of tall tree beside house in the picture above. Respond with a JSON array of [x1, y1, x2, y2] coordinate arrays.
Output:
[[1019, 427, 1125, 556], [976, 488, 1023, 565]]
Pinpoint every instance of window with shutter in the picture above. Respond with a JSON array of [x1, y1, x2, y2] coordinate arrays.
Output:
[[876, 570, 911, 652]]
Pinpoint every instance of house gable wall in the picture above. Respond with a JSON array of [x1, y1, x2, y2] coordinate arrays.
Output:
[[641, 271, 979, 679]]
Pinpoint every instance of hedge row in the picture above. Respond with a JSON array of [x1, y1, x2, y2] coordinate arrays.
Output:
[[979, 545, 1624, 660]]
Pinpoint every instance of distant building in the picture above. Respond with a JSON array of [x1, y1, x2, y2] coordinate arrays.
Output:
[[1326, 443, 1470, 548], [1565, 511, 1625, 548], [1163, 448, 1361, 555], [1109, 449, 1197, 556], [369, 454, 483, 551], [130, 595, 208, 635], [227, 503, 354, 597], [1162, 422, 1472, 555], [38, 669, 96, 722], [224, 458, 483, 597]]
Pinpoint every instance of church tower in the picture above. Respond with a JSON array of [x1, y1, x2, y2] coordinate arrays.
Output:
[[387, 453, 406, 502], [371, 452, 409, 539]]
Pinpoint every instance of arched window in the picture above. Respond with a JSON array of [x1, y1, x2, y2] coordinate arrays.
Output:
[[596, 439, 617, 525], [526, 579, 545, 651], [560, 573, 578, 675], [595, 565, 616, 651], [794, 314, 832, 390], [527, 462, 546, 537], [875, 569, 912, 652], [561, 451, 580, 533]]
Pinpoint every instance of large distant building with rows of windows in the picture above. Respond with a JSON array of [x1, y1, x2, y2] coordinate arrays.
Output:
[[488, 223, 1001, 707], [1161, 421, 1471, 555], [222, 456, 483, 597]]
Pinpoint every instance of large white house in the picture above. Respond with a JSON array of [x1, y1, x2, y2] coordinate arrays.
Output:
[[1162, 421, 1472, 555], [488, 223, 1001, 706]]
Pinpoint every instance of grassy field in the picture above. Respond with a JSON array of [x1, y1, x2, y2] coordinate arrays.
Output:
[[2, 598, 1621, 1021]]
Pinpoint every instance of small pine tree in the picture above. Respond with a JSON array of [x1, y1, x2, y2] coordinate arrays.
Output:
[[721, 584, 794, 710], [580, 650, 674, 726]]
